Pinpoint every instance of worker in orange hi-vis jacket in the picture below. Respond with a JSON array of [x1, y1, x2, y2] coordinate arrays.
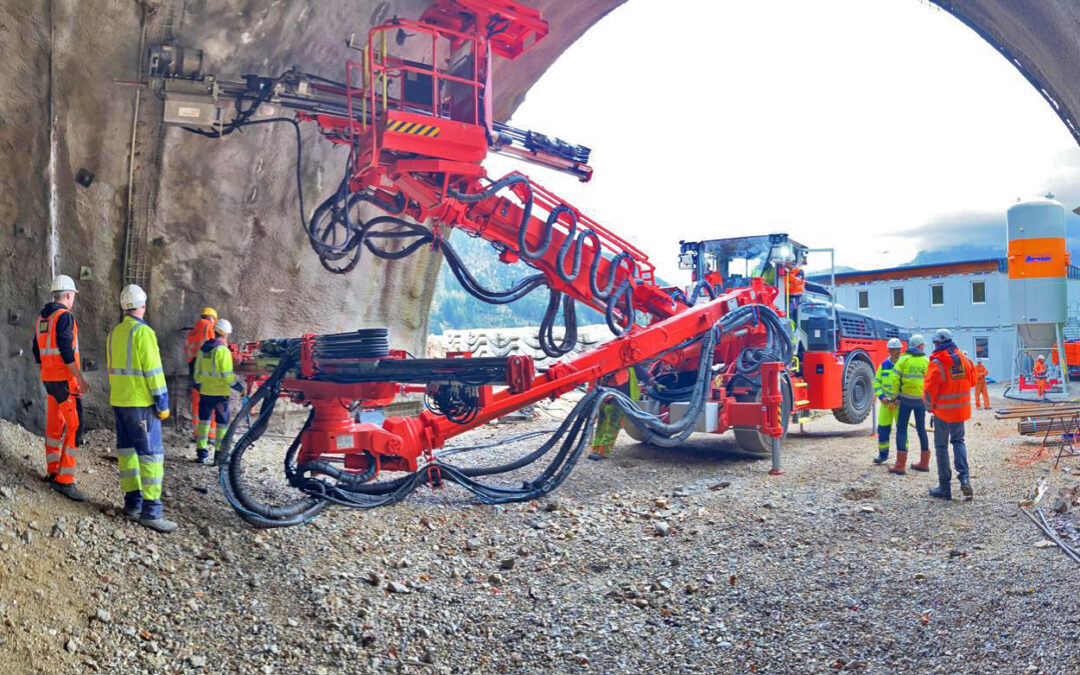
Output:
[[185, 307, 218, 438], [1033, 354, 1049, 399], [32, 275, 91, 502], [924, 329, 978, 501], [973, 359, 990, 409]]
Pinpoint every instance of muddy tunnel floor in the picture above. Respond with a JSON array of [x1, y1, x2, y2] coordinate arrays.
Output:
[[0, 385, 1077, 674]]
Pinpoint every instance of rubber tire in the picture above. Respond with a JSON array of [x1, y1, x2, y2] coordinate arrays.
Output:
[[832, 358, 875, 425], [733, 377, 792, 457]]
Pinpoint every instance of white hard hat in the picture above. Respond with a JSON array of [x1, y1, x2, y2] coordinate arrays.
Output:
[[50, 275, 77, 293], [215, 318, 233, 336], [909, 334, 926, 349], [933, 328, 953, 344], [1038, 354, 1046, 360], [120, 284, 148, 310], [887, 338, 902, 349]]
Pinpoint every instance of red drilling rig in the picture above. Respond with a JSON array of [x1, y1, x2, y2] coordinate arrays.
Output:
[[150, 0, 888, 527]]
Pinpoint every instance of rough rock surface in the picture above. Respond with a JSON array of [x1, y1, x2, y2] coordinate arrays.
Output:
[[934, 0, 1080, 148], [0, 0, 623, 431], [0, 385, 1077, 673]]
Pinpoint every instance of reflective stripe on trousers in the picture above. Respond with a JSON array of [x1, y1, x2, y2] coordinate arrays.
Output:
[[113, 406, 166, 519]]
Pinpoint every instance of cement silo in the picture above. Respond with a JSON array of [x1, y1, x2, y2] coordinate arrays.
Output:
[[1007, 197, 1070, 400]]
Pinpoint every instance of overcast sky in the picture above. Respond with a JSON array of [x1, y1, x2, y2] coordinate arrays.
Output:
[[485, 0, 1080, 284]]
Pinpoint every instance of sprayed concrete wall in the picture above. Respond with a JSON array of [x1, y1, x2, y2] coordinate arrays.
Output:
[[0, 0, 623, 431]]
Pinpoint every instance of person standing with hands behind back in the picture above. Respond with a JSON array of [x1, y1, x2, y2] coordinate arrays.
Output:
[[33, 274, 91, 500], [106, 284, 177, 533]]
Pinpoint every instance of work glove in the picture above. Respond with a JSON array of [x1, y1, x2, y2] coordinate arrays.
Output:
[[156, 409, 170, 422], [231, 381, 244, 393], [192, 382, 201, 392]]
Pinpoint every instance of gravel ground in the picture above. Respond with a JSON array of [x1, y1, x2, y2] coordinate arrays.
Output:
[[0, 384, 1079, 674]]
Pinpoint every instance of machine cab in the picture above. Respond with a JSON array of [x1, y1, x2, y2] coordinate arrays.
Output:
[[679, 233, 837, 356], [679, 233, 807, 303]]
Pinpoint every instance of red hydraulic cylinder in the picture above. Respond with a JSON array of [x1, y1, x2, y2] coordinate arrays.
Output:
[[760, 361, 785, 476]]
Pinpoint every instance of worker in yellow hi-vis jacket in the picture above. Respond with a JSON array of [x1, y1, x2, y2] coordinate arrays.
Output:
[[106, 284, 176, 534], [193, 319, 243, 464]]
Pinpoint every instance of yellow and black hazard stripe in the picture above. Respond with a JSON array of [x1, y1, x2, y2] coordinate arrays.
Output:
[[386, 120, 441, 138]]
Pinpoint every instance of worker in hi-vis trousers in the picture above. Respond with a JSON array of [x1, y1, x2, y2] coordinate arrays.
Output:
[[589, 367, 641, 460], [973, 359, 990, 409], [185, 307, 217, 440], [872, 338, 903, 466], [1034, 354, 1049, 399], [32, 274, 91, 501], [107, 284, 177, 533], [193, 318, 243, 464], [893, 334, 931, 475]]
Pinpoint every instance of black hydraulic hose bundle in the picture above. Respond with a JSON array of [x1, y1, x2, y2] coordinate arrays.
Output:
[[621, 304, 792, 445], [218, 351, 611, 523], [217, 348, 330, 528], [448, 176, 638, 344]]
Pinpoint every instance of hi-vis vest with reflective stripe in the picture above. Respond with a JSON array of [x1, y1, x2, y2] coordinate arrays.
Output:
[[895, 351, 929, 400], [185, 317, 215, 364], [36, 308, 80, 383], [107, 315, 167, 407], [194, 342, 236, 397]]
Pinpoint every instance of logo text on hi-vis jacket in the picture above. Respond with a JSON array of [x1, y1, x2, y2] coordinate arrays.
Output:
[[1025, 255, 1052, 262]]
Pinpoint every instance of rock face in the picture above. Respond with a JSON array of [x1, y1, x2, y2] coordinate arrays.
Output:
[[932, 0, 1080, 148], [0, 0, 623, 430]]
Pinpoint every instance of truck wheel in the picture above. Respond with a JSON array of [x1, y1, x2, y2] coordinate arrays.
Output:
[[832, 358, 874, 424], [733, 377, 792, 457]]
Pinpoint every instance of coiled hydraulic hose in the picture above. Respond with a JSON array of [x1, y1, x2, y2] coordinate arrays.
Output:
[[448, 176, 639, 339], [216, 350, 329, 528]]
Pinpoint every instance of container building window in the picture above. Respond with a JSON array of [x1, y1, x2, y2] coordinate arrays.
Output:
[[892, 287, 904, 308], [971, 281, 986, 304], [930, 284, 944, 306], [857, 290, 869, 310], [975, 337, 989, 358]]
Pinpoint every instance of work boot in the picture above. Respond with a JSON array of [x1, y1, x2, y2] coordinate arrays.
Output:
[[587, 453, 606, 462], [123, 505, 141, 520], [195, 448, 210, 464], [139, 517, 179, 534], [889, 451, 907, 475], [872, 452, 889, 465], [928, 485, 952, 500], [909, 451, 931, 472], [51, 481, 87, 502], [960, 481, 973, 501], [41, 472, 56, 483]]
